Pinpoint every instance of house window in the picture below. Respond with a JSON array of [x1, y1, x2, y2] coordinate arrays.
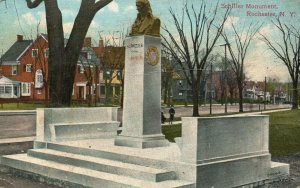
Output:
[[0, 86, 12, 95], [35, 69, 43, 88], [32, 49, 38, 57], [87, 53, 91, 60], [26, 64, 32, 72], [44, 48, 49, 58], [5, 86, 12, 94], [21, 82, 31, 96], [37, 74, 43, 83], [79, 65, 84, 74], [37, 89, 42, 95], [0, 86, 4, 94], [11, 65, 18, 75]]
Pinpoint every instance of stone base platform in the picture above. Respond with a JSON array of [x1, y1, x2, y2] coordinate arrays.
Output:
[[1, 139, 195, 188], [114, 134, 169, 148], [0, 138, 289, 188]]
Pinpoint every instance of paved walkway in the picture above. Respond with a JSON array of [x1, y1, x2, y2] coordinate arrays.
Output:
[[162, 108, 291, 126]]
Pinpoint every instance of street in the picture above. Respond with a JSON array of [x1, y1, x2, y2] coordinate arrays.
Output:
[[0, 111, 36, 139], [0, 104, 291, 140]]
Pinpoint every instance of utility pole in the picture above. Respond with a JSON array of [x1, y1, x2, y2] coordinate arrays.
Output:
[[210, 63, 213, 115], [220, 43, 229, 113], [287, 81, 290, 102], [264, 76, 267, 110], [0, 50, 2, 75]]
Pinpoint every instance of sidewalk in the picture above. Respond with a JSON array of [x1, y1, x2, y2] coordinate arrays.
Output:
[[162, 121, 182, 126], [224, 108, 291, 117], [161, 108, 291, 126]]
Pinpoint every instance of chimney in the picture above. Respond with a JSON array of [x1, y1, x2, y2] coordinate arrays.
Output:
[[99, 39, 104, 48], [99, 39, 104, 58], [17, 35, 23, 42], [83, 37, 92, 47]]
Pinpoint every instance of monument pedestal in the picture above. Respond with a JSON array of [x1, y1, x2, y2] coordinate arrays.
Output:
[[114, 35, 169, 148]]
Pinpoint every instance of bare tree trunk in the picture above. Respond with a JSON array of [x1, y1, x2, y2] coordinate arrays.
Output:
[[44, 0, 64, 107], [163, 74, 170, 104], [104, 79, 108, 104], [238, 82, 243, 112], [95, 67, 100, 107], [62, 7, 95, 106], [120, 79, 124, 108], [292, 81, 299, 109], [191, 75, 200, 117], [167, 85, 171, 107], [229, 88, 234, 105]]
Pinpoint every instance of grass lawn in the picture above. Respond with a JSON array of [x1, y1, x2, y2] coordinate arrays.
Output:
[[268, 109, 300, 156], [162, 109, 300, 157], [0, 103, 45, 110], [162, 124, 181, 142]]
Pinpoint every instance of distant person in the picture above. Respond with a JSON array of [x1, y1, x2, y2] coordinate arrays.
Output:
[[168, 106, 175, 124], [161, 112, 166, 124]]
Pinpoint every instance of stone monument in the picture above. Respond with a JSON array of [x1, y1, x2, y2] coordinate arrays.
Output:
[[114, 0, 169, 148]]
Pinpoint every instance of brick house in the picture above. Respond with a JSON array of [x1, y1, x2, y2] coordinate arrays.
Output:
[[0, 34, 100, 102]]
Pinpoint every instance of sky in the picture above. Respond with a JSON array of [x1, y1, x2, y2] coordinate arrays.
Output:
[[0, 0, 300, 82]]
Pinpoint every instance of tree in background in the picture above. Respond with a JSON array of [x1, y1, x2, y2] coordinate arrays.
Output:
[[102, 46, 125, 105], [161, 1, 230, 116], [26, 0, 112, 107], [214, 56, 238, 104], [226, 68, 238, 104], [222, 22, 262, 112], [161, 48, 183, 106], [260, 17, 300, 109], [161, 55, 173, 106], [78, 48, 100, 107]]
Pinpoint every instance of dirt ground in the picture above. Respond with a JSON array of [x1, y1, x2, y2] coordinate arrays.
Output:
[[0, 170, 60, 188], [266, 154, 300, 188]]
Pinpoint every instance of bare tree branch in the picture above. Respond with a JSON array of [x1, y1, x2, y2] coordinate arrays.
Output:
[[93, 0, 113, 12], [260, 17, 300, 109], [162, 1, 230, 116], [26, 0, 43, 9], [222, 20, 262, 112]]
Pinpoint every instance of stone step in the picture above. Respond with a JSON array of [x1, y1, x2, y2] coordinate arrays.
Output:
[[41, 142, 176, 169], [1, 154, 195, 188], [28, 148, 176, 182]]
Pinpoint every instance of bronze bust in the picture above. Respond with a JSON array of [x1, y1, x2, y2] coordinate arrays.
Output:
[[129, 0, 160, 37]]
